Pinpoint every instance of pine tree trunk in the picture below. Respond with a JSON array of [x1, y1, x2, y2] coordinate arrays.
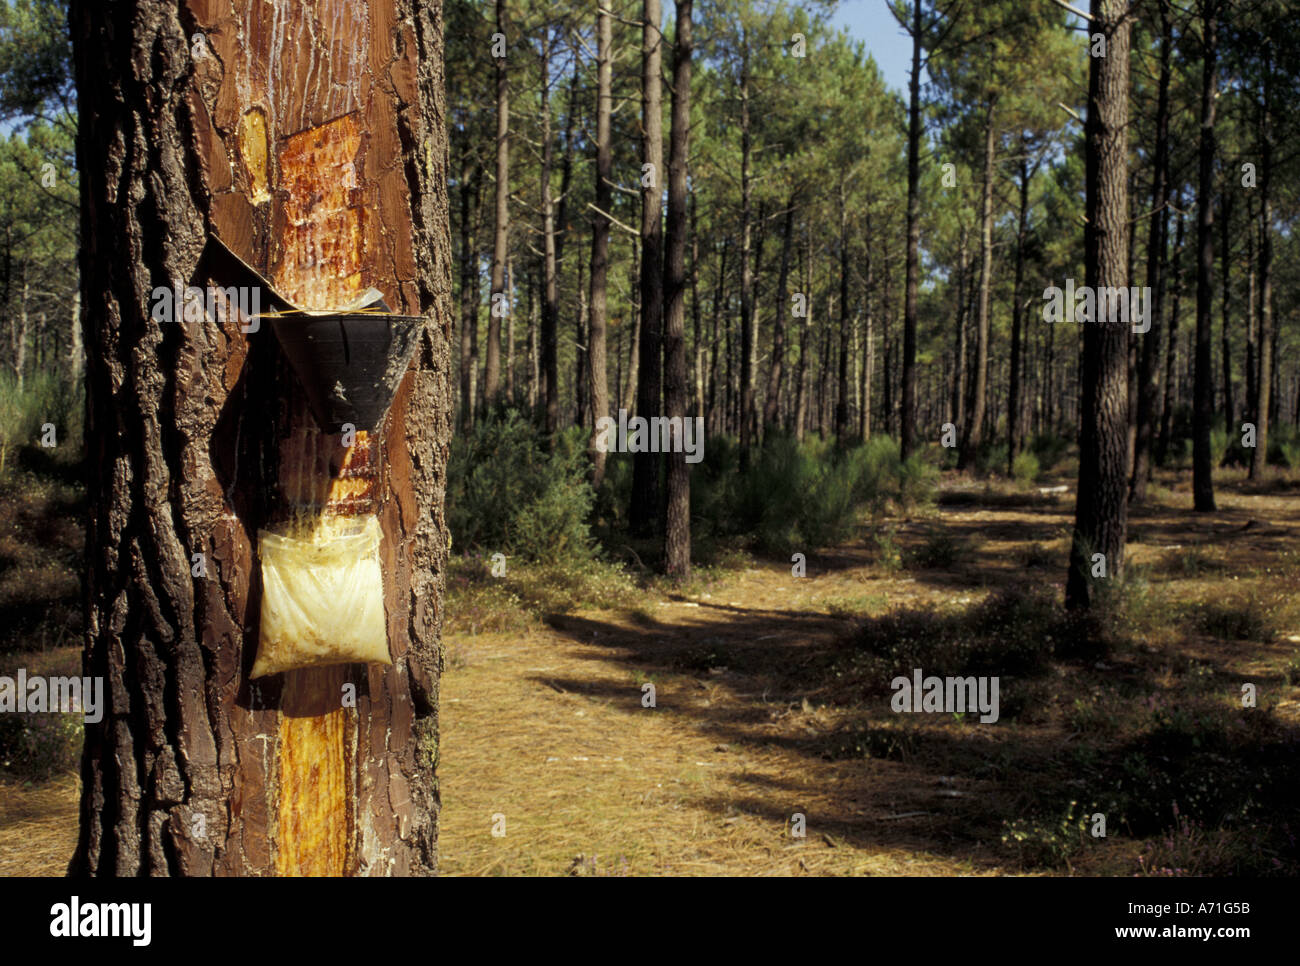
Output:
[[1131, 0, 1171, 500], [631, 0, 664, 536], [1250, 60, 1273, 480], [1220, 193, 1234, 435], [484, 0, 510, 407], [1191, 0, 1218, 510], [458, 162, 482, 430], [586, 0, 612, 486], [899, 0, 922, 459], [1066, 0, 1131, 609], [70, 0, 451, 875], [663, 0, 692, 579], [762, 196, 795, 431], [540, 32, 560, 437], [959, 102, 996, 470], [1007, 156, 1030, 475]]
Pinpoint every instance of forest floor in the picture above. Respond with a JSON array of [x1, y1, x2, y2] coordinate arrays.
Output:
[[3, 451, 1300, 876]]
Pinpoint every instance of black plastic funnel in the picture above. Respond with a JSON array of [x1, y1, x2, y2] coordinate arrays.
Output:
[[268, 312, 424, 434]]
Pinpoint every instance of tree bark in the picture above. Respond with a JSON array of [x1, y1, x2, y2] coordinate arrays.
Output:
[[1220, 192, 1233, 436], [1191, 0, 1218, 510], [1158, 202, 1186, 465], [959, 101, 996, 470], [663, 0, 692, 579], [762, 195, 796, 431], [899, 0, 922, 459], [1066, 0, 1130, 609], [586, 0, 612, 486], [1007, 154, 1030, 475], [539, 30, 560, 437], [484, 0, 510, 407], [835, 182, 852, 444], [631, 0, 664, 536], [1131, 0, 1172, 500], [1250, 56, 1273, 480], [70, 0, 451, 875], [737, 40, 757, 464], [458, 159, 482, 431]]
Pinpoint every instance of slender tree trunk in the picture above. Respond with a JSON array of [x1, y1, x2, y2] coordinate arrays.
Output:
[[899, 0, 922, 459], [70, 0, 450, 875], [1066, 0, 1131, 609], [738, 40, 757, 465], [624, 241, 640, 413], [690, 193, 704, 417], [1251, 61, 1273, 480], [861, 216, 874, 442], [960, 101, 996, 470], [951, 226, 969, 433], [763, 195, 796, 431], [835, 181, 852, 443], [1220, 192, 1233, 436], [15, 269, 28, 392], [708, 237, 727, 434], [484, 0, 510, 407], [1246, 212, 1257, 425], [1007, 155, 1030, 475], [631, 0, 664, 536], [539, 32, 560, 437], [1131, 0, 1171, 499], [663, 0, 692, 578], [69, 289, 83, 384], [458, 161, 481, 430], [793, 231, 811, 442], [1191, 0, 1218, 510], [586, 4, 613, 486], [1158, 203, 1187, 464], [505, 255, 515, 399]]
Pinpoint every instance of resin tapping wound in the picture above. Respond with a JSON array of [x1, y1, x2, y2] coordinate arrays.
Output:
[[272, 114, 366, 309], [239, 108, 271, 204]]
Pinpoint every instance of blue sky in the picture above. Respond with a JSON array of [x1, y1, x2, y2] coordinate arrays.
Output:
[[828, 0, 915, 93]]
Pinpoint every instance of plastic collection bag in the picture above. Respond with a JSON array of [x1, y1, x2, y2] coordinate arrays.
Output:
[[252, 515, 391, 678]]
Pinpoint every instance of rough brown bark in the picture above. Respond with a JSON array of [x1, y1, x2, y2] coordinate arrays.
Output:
[[1220, 193, 1234, 435], [1158, 203, 1187, 465], [899, 0, 922, 459], [1007, 155, 1030, 475], [959, 101, 996, 470], [663, 0, 691, 579], [1192, 0, 1218, 510], [484, 0, 509, 407], [1131, 0, 1172, 500], [585, 1, 612, 486], [539, 30, 560, 437], [1066, 0, 1131, 609], [1250, 58, 1273, 480], [631, 0, 664, 536], [459, 160, 482, 431], [737, 41, 756, 464], [71, 0, 451, 875], [762, 196, 795, 432], [835, 182, 852, 443]]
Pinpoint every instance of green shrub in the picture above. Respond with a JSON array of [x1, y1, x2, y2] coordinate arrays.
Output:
[[446, 411, 595, 563], [0, 711, 83, 782], [0, 371, 83, 475], [1011, 450, 1040, 485], [1029, 433, 1071, 472], [690, 432, 936, 555]]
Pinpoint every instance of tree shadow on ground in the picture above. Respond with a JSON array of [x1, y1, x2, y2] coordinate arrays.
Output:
[[539, 584, 1300, 874]]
